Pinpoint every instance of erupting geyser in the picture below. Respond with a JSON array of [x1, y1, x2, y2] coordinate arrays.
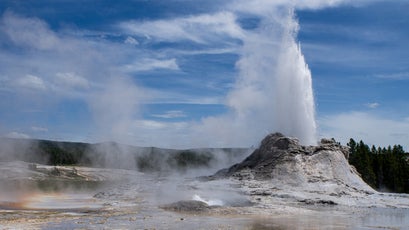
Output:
[[273, 39, 316, 145], [227, 9, 317, 145]]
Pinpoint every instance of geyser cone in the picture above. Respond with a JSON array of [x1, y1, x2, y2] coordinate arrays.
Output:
[[215, 133, 374, 193]]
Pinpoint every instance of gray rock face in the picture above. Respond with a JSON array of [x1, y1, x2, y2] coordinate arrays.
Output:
[[214, 133, 373, 193]]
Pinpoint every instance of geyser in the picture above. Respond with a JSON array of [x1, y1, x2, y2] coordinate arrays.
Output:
[[227, 9, 317, 145]]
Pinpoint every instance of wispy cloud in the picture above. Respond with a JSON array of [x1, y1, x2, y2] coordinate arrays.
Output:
[[0, 12, 99, 97], [365, 102, 380, 109], [55, 72, 89, 89], [1, 11, 61, 50], [123, 58, 179, 72], [15, 75, 47, 91], [374, 72, 409, 80], [128, 119, 190, 147], [230, 0, 351, 14], [0, 12, 148, 142], [301, 43, 380, 68], [152, 110, 187, 119], [31, 126, 48, 132], [301, 23, 399, 45], [124, 36, 139, 45], [319, 112, 409, 150], [120, 11, 244, 44], [5, 131, 30, 139], [147, 89, 224, 105]]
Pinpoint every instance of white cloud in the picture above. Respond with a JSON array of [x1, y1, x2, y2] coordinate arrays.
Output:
[[152, 110, 187, 119], [55, 72, 89, 89], [374, 72, 409, 80], [365, 102, 380, 109], [299, 20, 404, 70], [231, 0, 378, 14], [15, 75, 47, 91], [148, 89, 224, 105], [134, 120, 168, 130], [301, 43, 380, 68], [2, 11, 61, 50], [123, 58, 179, 72], [0, 12, 151, 144], [31, 126, 48, 132], [128, 120, 190, 148], [120, 11, 244, 43], [172, 47, 238, 56], [319, 112, 409, 150], [0, 12, 105, 97], [5, 132, 30, 139], [230, 0, 347, 14], [124, 36, 139, 45]]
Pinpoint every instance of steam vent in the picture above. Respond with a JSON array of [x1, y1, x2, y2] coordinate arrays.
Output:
[[215, 133, 374, 194]]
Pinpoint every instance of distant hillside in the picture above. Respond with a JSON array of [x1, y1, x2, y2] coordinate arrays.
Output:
[[0, 138, 250, 172]]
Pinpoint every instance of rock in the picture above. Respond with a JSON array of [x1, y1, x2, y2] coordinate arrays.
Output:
[[318, 137, 350, 159], [214, 133, 302, 178], [214, 132, 374, 193], [299, 199, 337, 206], [160, 200, 209, 213]]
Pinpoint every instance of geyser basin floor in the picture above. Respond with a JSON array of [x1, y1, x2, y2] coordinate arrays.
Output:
[[1, 162, 409, 229], [0, 193, 102, 211]]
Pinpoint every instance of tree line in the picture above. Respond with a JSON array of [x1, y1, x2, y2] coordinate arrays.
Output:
[[348, 138, 409, 193]]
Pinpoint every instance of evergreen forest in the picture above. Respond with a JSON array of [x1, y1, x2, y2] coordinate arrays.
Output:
[[348, 139, 409, 193]]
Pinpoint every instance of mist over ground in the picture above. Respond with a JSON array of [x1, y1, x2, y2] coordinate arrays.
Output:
[[0, 137, 251, 175]]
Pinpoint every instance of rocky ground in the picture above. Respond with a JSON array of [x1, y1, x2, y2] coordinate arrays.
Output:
[[1, 133, 409, 229]]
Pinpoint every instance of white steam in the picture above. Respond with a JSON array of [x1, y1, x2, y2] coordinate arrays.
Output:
[[192, 194, 224, 206], [188, 8, 317, 146], [104, 6, 319, 147], [228, 9, 316, 145]]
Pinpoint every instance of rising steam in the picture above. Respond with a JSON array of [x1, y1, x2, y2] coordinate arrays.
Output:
[[194, 8, 317, 147], [232, 9, 316, 145]]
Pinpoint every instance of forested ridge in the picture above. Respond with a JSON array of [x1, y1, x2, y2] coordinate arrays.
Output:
[[0, 138, 248, 172], [348, 139, 409, 193]]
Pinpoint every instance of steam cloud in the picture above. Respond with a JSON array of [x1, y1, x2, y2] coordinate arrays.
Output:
[[178, 6, 318, 147], [200, 8, 317, 146]]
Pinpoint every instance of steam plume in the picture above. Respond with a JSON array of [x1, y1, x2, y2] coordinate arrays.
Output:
[[194, 8, 317, 146]]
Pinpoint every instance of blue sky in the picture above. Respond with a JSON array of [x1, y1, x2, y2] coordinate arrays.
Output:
[[0, 0, 408, 149]]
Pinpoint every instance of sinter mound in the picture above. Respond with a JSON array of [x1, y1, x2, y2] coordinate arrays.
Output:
[[214, 133, 374, 194]]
